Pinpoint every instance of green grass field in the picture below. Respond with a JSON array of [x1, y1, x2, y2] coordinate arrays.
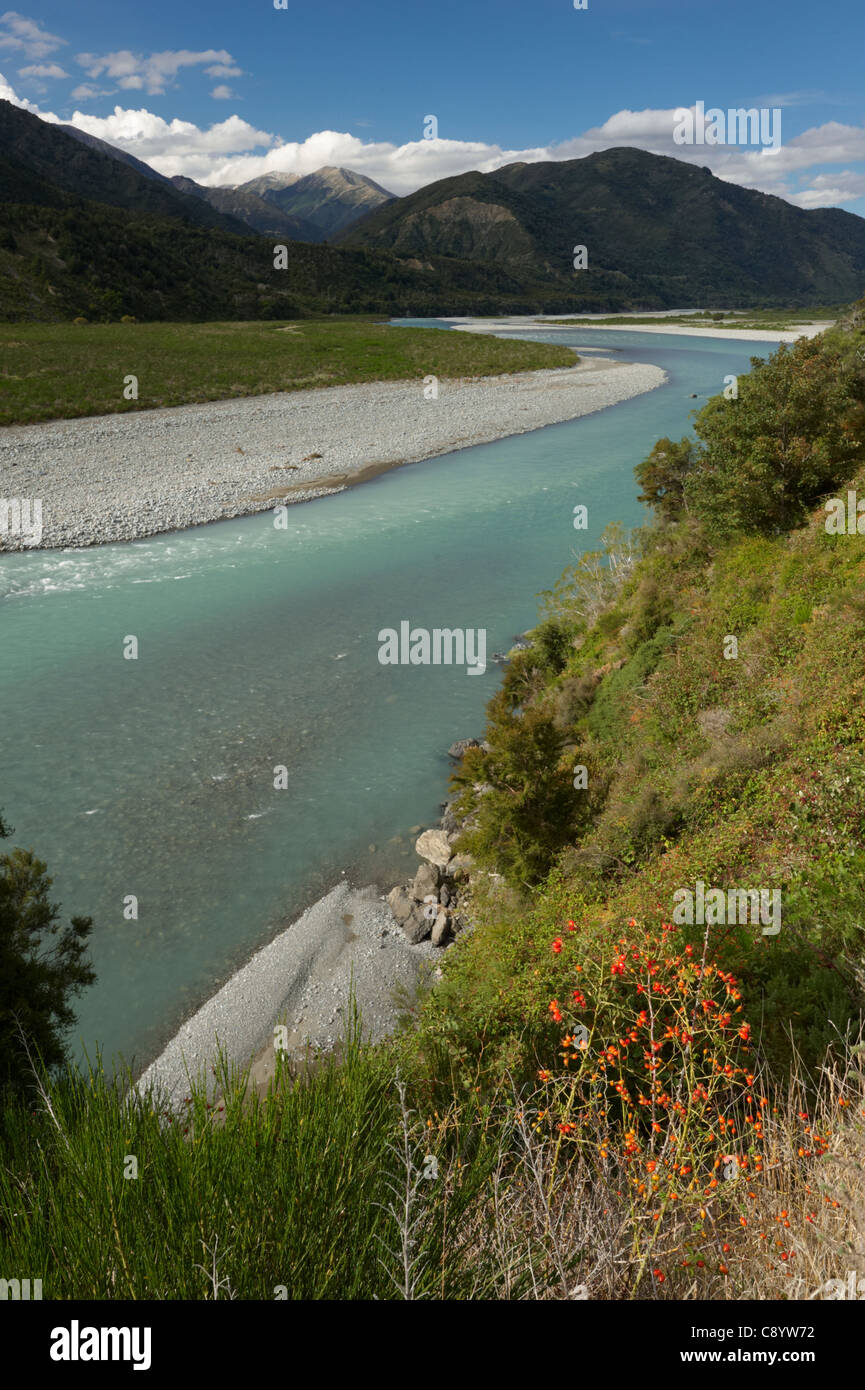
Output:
[[0, 319, 578, 427]]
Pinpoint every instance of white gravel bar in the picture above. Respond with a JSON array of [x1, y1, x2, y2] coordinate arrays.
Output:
[[0, 355, 666, 551], [449, 313, 832, 342], [135, 880, 438, 1107]]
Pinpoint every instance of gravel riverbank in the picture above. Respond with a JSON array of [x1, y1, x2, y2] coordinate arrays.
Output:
[[135, 879, 439, 1107], [0, 356, 665, 551]]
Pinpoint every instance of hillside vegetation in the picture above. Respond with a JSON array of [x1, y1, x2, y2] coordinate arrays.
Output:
[[342, 148, 865, 309], [2, 300, 864, 1300], [4, 100, 865, 322]]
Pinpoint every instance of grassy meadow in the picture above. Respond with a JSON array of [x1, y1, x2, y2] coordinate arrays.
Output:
[[0, 318, 577, 427]]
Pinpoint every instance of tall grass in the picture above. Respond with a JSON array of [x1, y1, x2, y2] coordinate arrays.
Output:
[[0, 1018, 503, 1300], [2, 1020, 862, 1299]]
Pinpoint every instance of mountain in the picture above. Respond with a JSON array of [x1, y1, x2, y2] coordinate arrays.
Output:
[[6, 101, 864, 321], [340, 147, 865, 307], [0, 98, 560, 322], [239, 172, 303, 198], [235, 166, 394, 238], [57, 124, 172, 184], [0, 100, 248, 235], [168, 175, 320, 241]]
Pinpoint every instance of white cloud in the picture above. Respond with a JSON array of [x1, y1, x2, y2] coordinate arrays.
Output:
[[0, 64, 50, 112], [69, 82, 112, 102], [788, 170, 865, 209], [18, 61, 67, 78], [0, 68, 862, 211], [205, 63, 242, 78], [0, 11, 66, 60], [76, 47, 238, 96], [211, 84, 233, 100]]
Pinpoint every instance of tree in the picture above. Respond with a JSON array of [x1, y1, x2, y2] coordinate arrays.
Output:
[[0, 812, 95, 1096], [634, 436, 695, 522], [454, 697, 576, 886]]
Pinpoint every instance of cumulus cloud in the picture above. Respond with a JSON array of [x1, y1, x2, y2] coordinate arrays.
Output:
[[0, 69, 862, 211], [210, 84, 233, 100], [205, 63, 242, 78], [0, 11, 65, 60], [788, 170, 865, 209], [69, 82, 112, 101], [18, 61, 67, 78], [76, 47, 239, 96]]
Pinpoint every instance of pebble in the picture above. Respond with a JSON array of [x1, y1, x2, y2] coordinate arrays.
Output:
[[0, 362, 666, 551]]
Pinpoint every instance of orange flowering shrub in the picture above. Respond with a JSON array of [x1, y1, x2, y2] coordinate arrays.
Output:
[[537, 913, 768, 1284]]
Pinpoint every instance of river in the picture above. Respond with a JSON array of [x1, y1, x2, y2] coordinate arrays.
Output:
[[0, 324, 778, 1071]]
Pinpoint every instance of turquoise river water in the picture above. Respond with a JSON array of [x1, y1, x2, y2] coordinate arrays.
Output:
[[0, 325, 778, 1071]]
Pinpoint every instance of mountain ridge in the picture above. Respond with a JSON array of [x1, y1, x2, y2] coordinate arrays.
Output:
[[341, 147, 865, 306]]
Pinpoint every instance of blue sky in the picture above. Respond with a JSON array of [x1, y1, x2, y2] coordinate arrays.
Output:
[[1, 0, 864, 212]]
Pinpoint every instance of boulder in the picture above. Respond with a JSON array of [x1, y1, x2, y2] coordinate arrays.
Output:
[[415, 828, 452, 869], [412, 862, 439, 900], [403, 907, 432, 944], [448, 738, 482, 760], [431, 911, 451, 947], [440, 800, 461, 834], [449, 853, 474, 878], [387, 886, 414, 924], [439, 883, 451, 909]]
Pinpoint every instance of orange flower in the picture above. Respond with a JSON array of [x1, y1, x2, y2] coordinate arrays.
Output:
[[552, 937, 563, 954]]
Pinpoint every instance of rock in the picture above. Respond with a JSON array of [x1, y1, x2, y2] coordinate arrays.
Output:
[[415, 828, 452, 869], [439, 884, 451, 908], [409, 825, 423, 835], [440, 799, 463, 834], [448, 738, 482, 760], [403, 908, 432, 944], [387, 886, 414, 924], [431, 911, 451, 947], [449, 853, 474, 877], [412, 862, 439, 900]]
